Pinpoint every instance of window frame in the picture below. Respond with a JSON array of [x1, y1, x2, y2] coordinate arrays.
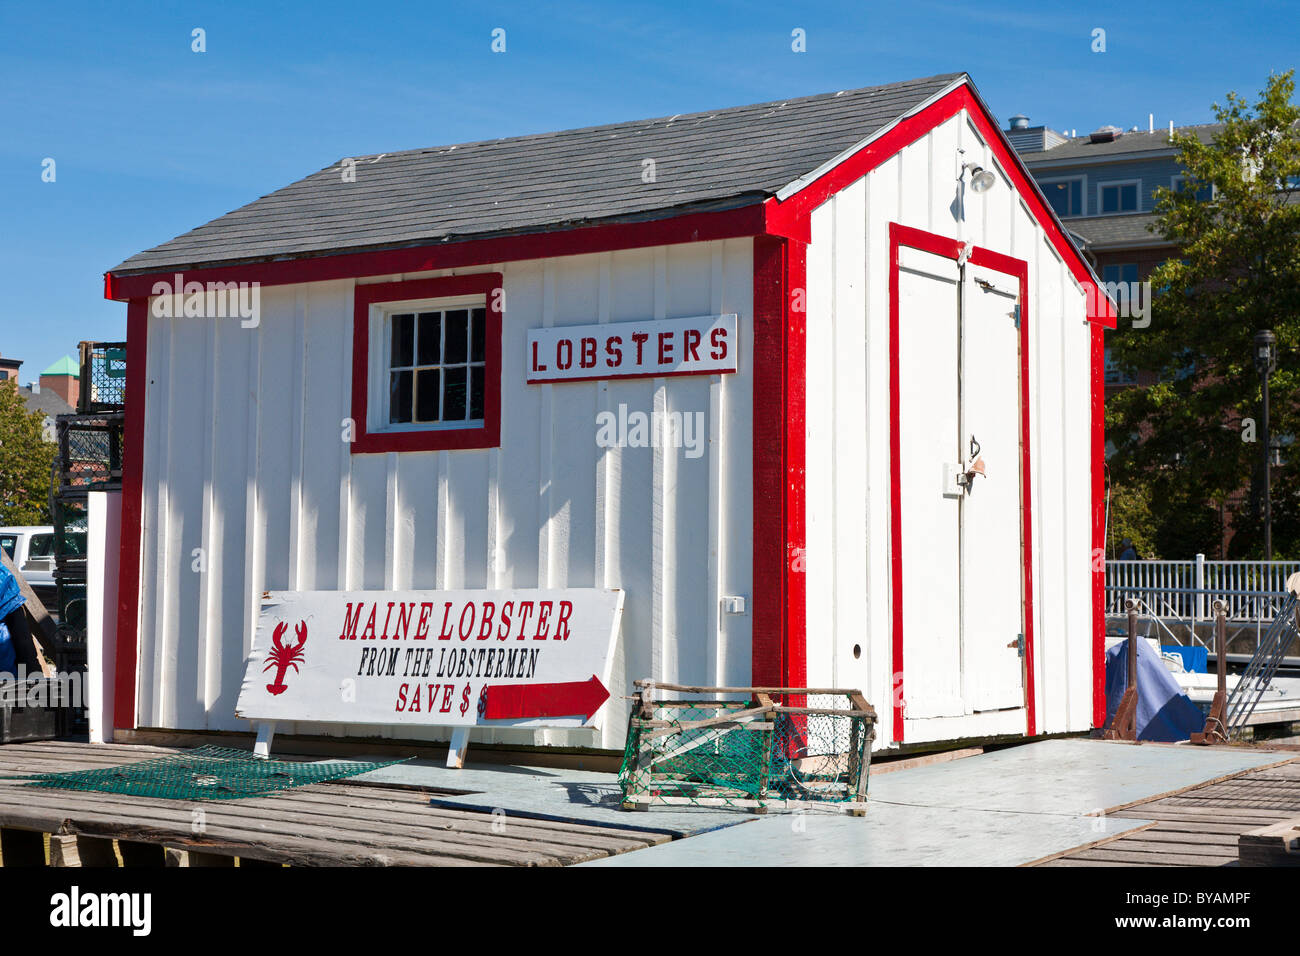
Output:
[[1097, 178, 1142, 214], [1171, 174, 1215, 201], [350, 273, 502, 454], [1037, 174, 1086, 218]]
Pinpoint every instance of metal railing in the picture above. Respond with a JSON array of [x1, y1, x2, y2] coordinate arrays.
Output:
[[1106, 555, 1300, 628]]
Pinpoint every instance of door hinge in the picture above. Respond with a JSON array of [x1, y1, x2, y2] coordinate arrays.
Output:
[[1006, 633, 1025, 657], [1013, 303, 1021, 328]]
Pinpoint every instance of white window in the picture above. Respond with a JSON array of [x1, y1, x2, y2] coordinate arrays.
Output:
[[378, 297, 487, 430], [1098, 179, 1141, 214]]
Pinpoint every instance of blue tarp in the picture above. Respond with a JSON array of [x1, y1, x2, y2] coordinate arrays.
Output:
[[0, 562, 23, 622], [0, 622, 13, 676], [1162, 644, 1208, 674], [0, 563, 24, 675], [1105, 636, 1205, 742]]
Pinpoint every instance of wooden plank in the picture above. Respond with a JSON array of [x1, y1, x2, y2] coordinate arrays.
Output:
[[48, 834, 80, 867], [1038, 858, 1152, 867], [0, 784, 608, 866], [0, 756, 669, 852], [1132, 830, 1241, 847], [165, 848, 235, 867], [0, 794, 566, 867], [1145, 821, 1261, 836], [1106, 839, 1238, 858], [1238, 819, 1300, 867], [1067, 846, 1233, 867]]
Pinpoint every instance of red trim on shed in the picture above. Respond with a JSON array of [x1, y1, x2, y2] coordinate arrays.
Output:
[[886, 224, 1036, 743], [104, 206, 775, 302], [751, 236, 808, 693], [113, 298, 148, 731], [767, 84, 1116, 329], [350, 274, 503, 454]]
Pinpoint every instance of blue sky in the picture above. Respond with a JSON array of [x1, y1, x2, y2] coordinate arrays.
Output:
[[1, 0, 1296, 380]]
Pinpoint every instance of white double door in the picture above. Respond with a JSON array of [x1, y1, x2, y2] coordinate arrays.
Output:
[[897, 246, 1025, 720]]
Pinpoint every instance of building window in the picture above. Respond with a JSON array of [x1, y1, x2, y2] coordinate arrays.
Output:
[[1172, 175, 1213, 201], [351, 273, 502, 454], [1041, 177, 1084, 217], [1099, 180, 1140, 213], [1102, 263, 1139, 286], [385, 306, 487, 427]]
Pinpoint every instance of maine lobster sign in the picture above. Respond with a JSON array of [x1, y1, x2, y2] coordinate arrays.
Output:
[[236, 588, 625, 731]]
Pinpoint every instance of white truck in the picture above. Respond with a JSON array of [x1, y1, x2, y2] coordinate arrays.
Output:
[[0, 526, 60, 611]]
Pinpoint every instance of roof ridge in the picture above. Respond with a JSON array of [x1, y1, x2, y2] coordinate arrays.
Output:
[[330, 72, 967, 166]]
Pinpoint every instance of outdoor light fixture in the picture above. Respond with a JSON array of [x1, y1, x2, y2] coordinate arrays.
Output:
[[1254, 329, 1276, 376], [964, 163, 997, 193]]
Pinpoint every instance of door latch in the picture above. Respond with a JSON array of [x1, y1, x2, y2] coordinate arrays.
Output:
[[957, 434, 986, 489]]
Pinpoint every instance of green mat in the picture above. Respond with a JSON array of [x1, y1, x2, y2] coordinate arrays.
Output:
[[3, 746, 409, 801]]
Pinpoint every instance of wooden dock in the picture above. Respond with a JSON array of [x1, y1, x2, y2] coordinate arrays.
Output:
[[0, 741, 669, 867], [1033, 752, 1300, 867]]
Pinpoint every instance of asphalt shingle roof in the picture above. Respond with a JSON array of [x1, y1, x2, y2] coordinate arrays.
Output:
[[18, 386, 73, 418], [111, 73, 964, 275], [1065, 213, 1167, 248], [1021, 124, 1222, 165]]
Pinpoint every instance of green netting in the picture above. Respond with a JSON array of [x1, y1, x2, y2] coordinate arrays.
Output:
[[619, 692, 875, 811], [3, 746, 409, 801]]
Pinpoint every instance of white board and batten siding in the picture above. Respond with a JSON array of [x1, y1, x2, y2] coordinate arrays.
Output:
[[135, 241, 754, 750], [804, 108, 1094, 746]]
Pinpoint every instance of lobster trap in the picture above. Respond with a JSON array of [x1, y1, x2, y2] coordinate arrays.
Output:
[[619, 682, 876, 814]]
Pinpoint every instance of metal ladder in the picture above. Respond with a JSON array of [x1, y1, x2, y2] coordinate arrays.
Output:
[[1224, 587, 1300, 737]]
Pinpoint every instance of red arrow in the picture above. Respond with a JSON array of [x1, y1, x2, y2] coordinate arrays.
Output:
[[482, 675, 610, 721]]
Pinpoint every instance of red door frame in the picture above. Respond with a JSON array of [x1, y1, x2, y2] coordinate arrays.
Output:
[[888, 222, 1035, 743]]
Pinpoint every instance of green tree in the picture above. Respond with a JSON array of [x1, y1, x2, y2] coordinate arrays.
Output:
[[1107, 71, 1300, 558], [0, 379, 56, 525]]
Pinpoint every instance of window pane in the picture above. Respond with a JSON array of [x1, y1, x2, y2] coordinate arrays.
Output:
[[443, 366, 467, 421], [469, 366, 484, 420], [415, 368, 441, 422], [417, 312, 441, 366], [1121, 184, 1138, 210], [389, 370, 413, 423], [1045, 182, 1071, 217], [445, 309, 469, 364], [1101, 187, 1118, 213], [1122, 264, 1139, 285], [1070, 180, 1081, 215], [471, 308, 486, 363], [391, 314, 414, 367]]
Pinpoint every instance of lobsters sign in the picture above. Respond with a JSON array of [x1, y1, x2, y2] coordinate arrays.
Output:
[[235, 589, 625, 729]]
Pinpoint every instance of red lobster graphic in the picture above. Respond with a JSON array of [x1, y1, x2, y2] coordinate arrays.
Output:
[[263, 621, 308, 696]]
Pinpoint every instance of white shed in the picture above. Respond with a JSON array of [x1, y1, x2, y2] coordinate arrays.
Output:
[[104, 72, 1114, 754]]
